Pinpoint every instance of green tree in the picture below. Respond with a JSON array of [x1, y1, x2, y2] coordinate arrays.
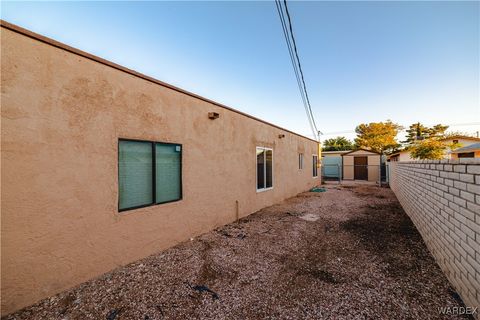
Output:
[[354, 120, 403, 154], [322, 136, 354, 151], [409, 139, 460, 160], [403, 122, 449, 144], [430, 124, 449, 138]]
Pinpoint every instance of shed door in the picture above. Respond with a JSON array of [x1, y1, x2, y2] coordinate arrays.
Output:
[[354, 156, 368, 180]]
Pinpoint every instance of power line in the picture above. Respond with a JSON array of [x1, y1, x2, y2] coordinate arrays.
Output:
[[282, 0, 318, 134], [274, 0, 314, 138], [274, 0, 318, 140]]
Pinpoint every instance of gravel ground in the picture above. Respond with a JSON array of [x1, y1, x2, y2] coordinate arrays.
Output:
[[4, 184, 472, 320]]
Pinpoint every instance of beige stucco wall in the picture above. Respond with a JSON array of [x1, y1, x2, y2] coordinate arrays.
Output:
[[446, 138, 479, 148], [342, 150, 381, 181], [0, 27, 319, 315], [398, 151, 414, 161], [343, 155, 354, 179]]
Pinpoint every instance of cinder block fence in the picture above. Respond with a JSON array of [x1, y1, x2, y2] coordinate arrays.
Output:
[[389, 160, 480, 310]]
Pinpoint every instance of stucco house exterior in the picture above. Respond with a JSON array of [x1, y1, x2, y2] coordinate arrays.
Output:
[[450, 142, 480, 159], [387, 149, 414, 162], [1, 21, 320, 315]]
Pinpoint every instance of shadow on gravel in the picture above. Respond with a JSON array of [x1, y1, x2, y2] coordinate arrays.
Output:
[[340, 201, 426, 278]]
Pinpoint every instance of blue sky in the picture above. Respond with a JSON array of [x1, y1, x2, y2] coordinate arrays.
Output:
[[2, 1, 479, 140]]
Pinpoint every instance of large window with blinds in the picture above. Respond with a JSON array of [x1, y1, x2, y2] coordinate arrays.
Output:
[[256, 147, 273, 191], [118, 139, 182, 211]]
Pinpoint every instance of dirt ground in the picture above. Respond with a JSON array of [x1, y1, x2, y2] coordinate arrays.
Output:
[[4, 184, 473, 320]]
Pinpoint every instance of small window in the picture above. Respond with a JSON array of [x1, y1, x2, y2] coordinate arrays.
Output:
[[119, 139, 182, 212], [458, 152, 474, 158], [313, 154, 318, 177], [299, 153, 304, 169], [257, 147, 273, 191]]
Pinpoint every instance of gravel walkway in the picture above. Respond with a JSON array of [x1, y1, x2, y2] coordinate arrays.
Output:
[[4, 184, 472, 320]]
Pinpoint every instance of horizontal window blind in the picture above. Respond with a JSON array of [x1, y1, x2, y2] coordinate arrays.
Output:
[[118, 140, 182, 212], [118, 140, 153, 210], [156, 143, 182, 204]]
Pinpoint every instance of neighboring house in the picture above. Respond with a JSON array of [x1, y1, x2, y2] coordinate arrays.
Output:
[[1, 21, 320, 315], [450, 143, 480, 159], [388, 135, 480, 161], [443, 135, 480, 158], [388, 149, 414, 162]]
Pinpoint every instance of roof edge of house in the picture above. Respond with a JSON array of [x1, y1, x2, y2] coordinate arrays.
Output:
[[451, 143, 480, 153], [321, 150, 352, 154], [0, 19, 319, 144], [341, 148, 382, 156], [440, 135, 480, 142]]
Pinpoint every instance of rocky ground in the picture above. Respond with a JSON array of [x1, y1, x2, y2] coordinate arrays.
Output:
[[4, 184, 472, 320]]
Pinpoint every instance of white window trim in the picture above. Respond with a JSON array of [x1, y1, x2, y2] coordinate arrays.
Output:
[[256, 146, 274, 192], [313, 154, 319, 178]]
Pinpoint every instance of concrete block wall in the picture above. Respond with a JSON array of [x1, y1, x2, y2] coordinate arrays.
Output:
[[389, 159, 480, 310]]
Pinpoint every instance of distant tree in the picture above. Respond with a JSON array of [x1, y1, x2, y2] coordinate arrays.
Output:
[[322, 136, 354, 151], [409, 139, 460, 160], [354, 120, 403, 154], [403, 122, 449, 144], [430, 124, 449, 138]]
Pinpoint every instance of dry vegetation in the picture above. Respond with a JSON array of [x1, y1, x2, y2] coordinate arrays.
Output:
[[4, 184, 471, 320]]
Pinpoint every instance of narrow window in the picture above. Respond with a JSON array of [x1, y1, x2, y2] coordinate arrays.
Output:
[[299, 153, 304, 169], [118, 139, 182, 212], [155, 143, 182, 204], [265, 149, 273, 188], [119, 140, 154, 210], [313, 154, 318, 177], [257, 147, 273, 191], [256, 148, 265, 190]]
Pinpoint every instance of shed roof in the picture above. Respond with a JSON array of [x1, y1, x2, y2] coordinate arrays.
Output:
[[341, 148, 381, 156], [321, 150, 352, 154]]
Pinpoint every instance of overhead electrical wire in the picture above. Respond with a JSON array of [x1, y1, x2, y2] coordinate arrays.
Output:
[[282, 0, 318, 134], [274, 0, 319, 140], [274, 0, 313, 137]]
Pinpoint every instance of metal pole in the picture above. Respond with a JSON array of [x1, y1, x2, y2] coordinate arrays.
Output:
[[378, 164, 381, 186], [338, 164, 341, 184]]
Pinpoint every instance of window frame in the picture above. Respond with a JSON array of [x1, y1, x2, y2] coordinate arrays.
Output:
[[299, 153, 304, 170], [312, 154, 318, 178], [118, 138, 183, 212], [256, 146, 274, 192]]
